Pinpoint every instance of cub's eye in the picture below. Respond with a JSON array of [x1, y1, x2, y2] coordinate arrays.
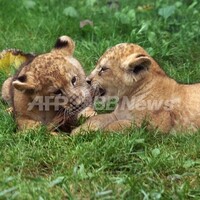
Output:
[[98, 66, 109, 76], [71, 76, 77, 86], [54, 89, 63, 95], [101, 66, 108, 72]]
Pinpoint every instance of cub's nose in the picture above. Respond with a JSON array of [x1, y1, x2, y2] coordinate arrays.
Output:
[[86, 77, 92, 85]]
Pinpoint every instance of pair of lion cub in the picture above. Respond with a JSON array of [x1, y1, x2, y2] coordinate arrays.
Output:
[[2, 35, 200, 135]]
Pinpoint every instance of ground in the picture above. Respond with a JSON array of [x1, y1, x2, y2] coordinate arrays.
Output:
[[0, 0, 200, 199]]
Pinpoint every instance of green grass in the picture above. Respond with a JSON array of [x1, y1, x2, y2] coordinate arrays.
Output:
[[0, 0, 200, 199]]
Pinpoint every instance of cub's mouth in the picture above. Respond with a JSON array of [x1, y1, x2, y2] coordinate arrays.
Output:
[[93, 87, 106, 97], [99, 87, 106, 96], [67, 93, 93, 115], [70, 103, 85, 114], [90, 86, 106, 98]]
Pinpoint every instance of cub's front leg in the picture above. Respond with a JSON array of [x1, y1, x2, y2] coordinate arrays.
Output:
[[71, 113, 118, 135], [16, 116, 42, 131], [104, 120, 132, 132], [16, 116, 59, 135]]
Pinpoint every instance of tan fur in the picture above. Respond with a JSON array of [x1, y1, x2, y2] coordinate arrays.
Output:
[[2, 77, 12, 105], [1, 36, 94, 133], [72, 43, 200, 134]]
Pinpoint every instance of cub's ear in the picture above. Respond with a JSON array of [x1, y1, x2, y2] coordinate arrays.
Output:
[[122, 54, 151, 80], [53, 35, 75, 56], [12, 72, 37, 91]]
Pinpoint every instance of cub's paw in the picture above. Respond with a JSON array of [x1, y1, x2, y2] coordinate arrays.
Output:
[[6, 107, 13, 114], [78, 106, 97, 119]]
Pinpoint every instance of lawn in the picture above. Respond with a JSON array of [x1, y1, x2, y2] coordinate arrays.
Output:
[[0, 0, 200, 199]]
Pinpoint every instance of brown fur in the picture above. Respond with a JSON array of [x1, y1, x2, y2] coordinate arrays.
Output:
[[1, 36, 94, 133], [72, 43, 200, 134]]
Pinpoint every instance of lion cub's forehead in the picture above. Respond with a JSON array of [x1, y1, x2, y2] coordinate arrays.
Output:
[[98, 43, 148, 65], [23, 52, 85, 87]]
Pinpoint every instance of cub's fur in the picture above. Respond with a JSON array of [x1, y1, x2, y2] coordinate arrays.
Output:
[[1, 36, 94, 133], [72, 43, 200, 134]]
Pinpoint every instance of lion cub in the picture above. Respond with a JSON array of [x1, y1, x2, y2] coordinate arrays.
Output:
[[72, 43, 200, 134], [1, 36, 94, 133]]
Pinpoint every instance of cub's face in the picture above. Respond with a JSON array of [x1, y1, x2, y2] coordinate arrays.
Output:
[[87, 43, 152, 99], [13, 36, 91, 115]]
